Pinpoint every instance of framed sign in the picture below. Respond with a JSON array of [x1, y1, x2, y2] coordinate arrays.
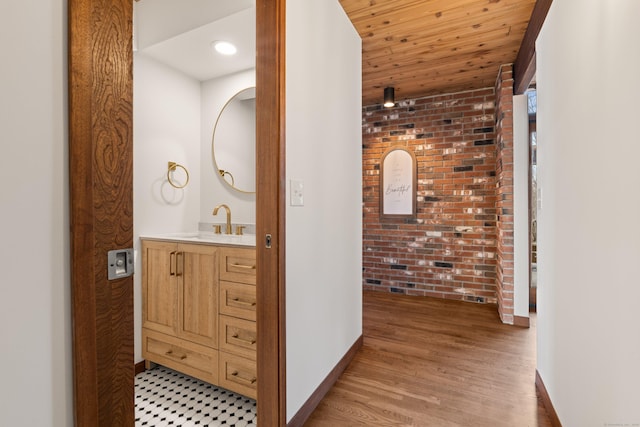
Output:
[[380, 147, 417, 218]]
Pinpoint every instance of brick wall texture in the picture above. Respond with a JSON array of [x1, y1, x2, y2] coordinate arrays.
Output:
[[362, 88, 500, 304], [494, 65, 515, 324]]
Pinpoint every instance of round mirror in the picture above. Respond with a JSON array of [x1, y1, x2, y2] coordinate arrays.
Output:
[[212, 87, 256, 194]]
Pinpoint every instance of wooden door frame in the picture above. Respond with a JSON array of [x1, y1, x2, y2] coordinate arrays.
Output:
[[69, 0, 287, 425], [256, 0, 287, 425], [69, 0, 135, 424]]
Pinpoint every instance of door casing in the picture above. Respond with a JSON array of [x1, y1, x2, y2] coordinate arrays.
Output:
[[68, 0, 286, 425]]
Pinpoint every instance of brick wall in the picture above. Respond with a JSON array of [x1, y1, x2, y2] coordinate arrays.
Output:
[[362, 89, 499, 303], [494, 65, 515, 324]]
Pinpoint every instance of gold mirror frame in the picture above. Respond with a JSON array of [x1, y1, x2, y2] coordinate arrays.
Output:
[[212, 87, 256, 194]]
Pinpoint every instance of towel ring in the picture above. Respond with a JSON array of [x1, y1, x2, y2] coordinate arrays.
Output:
[[167, 162, 189, 189], [219, 169, 235, 186]]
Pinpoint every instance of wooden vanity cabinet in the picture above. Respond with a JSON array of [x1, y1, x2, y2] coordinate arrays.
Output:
[[141, 240, 219, 384], [141, 239, 257, 399], [218, 247, 258, 399]]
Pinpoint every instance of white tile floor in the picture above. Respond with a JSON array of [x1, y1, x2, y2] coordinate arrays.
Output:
[[135, 366, 257, 426]]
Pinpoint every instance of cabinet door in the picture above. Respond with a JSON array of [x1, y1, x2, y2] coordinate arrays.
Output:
[[177, 243, 219, 348], [142, 240, 178, 336]]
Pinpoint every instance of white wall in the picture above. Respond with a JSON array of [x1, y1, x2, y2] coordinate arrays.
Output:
[[200, 69, 256, 227], [512, 94, 530, 319], [536, 1, 640, 425], [285, 0, 362, 421], [133, 53, 202, 361], [0, 0, 72, 425]]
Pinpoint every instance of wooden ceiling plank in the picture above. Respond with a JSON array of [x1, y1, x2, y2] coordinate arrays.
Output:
[[364, 76, 496, 95], [363, 27, 528, 56], [359, 5, 534, 46], [362, 23, 529, 64], [341, 0, 457, 22], [362, 46, 517, 79], [339, 0, 428, 19], [353, 10, 527, 36], [365, 21, 530, 50], [364, 73, 499, 90], [350, 0, 535, 34], [362, 76, 498, 106], [363, 53, 516, 80], [345, 0, 511, 26], [363, 51, 516, 85], [363, 61, 513, 91], [363, 64, 511, 88], [339, 0, 538, 106]]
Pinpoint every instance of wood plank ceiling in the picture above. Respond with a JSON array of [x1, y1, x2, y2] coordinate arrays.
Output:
[[339, 0, 537, 106]]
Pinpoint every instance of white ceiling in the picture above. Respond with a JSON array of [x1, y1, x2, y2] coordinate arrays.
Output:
[[134, 0, 256, 82]]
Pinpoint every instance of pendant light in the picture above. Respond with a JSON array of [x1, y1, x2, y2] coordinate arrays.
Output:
[[383, 87, 395, 108]]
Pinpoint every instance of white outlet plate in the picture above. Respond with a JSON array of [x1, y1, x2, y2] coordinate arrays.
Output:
[[290, 179, 304, 206]]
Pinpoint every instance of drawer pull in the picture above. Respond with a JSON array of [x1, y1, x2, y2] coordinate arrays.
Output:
[[231, 333, 256, 345], [230, 263, 256, 270], [165, 350, 187, 360], [231, 371, 257, 385], [169, 251, 176, 276], [176, 252, 183, 277], [231, 297, 257, 307]]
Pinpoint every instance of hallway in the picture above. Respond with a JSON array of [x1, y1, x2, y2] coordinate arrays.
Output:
[[306, 291, 551, 426]]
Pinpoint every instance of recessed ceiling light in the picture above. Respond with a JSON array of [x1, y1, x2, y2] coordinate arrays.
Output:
[[212, 41, 237, 56]]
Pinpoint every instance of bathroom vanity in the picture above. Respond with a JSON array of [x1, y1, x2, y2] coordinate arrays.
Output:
[[140, 235, 257, 399]]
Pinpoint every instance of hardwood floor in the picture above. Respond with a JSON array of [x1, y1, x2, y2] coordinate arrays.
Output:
[[304, 291, 552, 426]]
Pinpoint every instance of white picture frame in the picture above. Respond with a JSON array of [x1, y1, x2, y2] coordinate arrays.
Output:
[[380, 147, 417, 218]]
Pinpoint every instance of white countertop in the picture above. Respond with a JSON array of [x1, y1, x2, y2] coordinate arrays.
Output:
[[140, 232, 256, 247]]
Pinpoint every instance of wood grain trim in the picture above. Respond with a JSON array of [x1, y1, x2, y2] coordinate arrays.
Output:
[[69, 0, 99, 423], [287, 335, 364, 427], [135, 361, 146, 376], [514, 0, 553, 94], [69, 0, 134, 425], [256, 0, 287, 425], [536, 370, 563, 427], [514, 315, 531, 328], [515, 51, 538, 95]]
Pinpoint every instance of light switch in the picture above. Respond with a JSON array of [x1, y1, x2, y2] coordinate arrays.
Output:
[[290, 179, 304, 206]]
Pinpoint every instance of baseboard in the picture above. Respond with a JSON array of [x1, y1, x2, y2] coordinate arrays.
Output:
[[287, 335, 364, 427], [536, 370, 562, 427], [514, 315, 530, 328], [135, 360, 146, 376]]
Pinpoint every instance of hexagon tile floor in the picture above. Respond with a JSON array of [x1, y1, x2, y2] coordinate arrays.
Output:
[[135, 366, 257, 426]]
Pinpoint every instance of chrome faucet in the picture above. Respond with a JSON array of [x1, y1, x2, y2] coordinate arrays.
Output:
[[212, 204, 232, 235]]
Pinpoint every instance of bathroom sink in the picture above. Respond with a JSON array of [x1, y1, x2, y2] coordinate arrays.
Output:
[[142, 232, 256, 247], [192, 232, 256, 246]]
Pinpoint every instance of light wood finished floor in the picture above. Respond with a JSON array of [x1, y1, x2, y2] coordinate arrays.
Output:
[[305, 291, 551, 426]]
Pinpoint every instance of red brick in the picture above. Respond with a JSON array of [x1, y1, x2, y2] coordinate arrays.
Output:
[[363, 82, 515, 321]]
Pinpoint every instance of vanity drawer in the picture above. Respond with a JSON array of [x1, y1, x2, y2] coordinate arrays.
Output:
[[142, 329, 218, 384], [219, 351, 257, 399], [220, 281, 256, 321], [219, 315, 257, 360], [219, 248, 256, 285]]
